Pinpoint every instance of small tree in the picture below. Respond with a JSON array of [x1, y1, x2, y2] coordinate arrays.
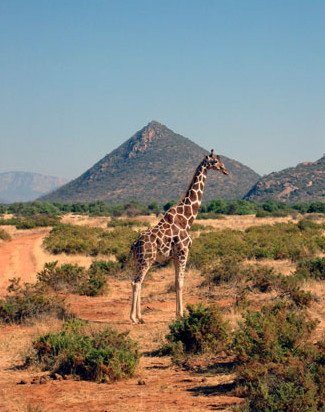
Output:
[[163, 200, 177, 212]]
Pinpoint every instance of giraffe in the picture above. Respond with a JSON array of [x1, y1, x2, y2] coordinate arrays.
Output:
[[130, 150, 229, 324]]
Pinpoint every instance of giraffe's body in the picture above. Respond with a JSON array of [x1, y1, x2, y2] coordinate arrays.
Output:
[[130, 150, 228, 324]]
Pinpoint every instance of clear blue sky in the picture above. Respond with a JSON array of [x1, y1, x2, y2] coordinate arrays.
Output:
[[1, 0, 324, 179]]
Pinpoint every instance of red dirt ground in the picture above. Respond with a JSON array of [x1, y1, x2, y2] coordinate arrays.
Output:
[[0, 226, 243, 412]]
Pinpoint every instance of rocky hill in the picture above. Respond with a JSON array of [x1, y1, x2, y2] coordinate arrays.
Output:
[[42, 121, 260, 204], [244, 155, 325, 203], [0, 172, 68, 203]]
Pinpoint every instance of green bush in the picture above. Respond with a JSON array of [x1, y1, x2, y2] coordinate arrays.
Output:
[[189, 229, 248, 268], [0, 215, 60, 229], [196, 212, 226, 220], [0, 217, 22, 226], [88, 260, 120, 276], [204, 260, 280, 291], [227, 200, 257, 215], [30, 319, 139, 382], [232, 302, 324, 411], [244, 221, 325, 261], [163, 303, 230, 363], [16, 215, 61, 229], [289, 288, 314, 308], [0, 278, 68, 324], [190, 223, 214, 232], [37, 261, 108, 296], [43, 224, 138, 262], [233, 302, 318, 364], [163, 200, 177, 211], [295, 257, 325, 281], [262, 200, 279, 212], [6, 201, 61, 217], [202, 258, 313, 308], [255, 209, 271, 218], [203, 256, 242, 285], [190, 221, 325, 269], [307, 201, 325, 213], [237, 359, 322, 412], [243, 265, 280, 293], [256, 209, 289, 218], [107, 218, 150, 228], [201, 199, 228, 214]]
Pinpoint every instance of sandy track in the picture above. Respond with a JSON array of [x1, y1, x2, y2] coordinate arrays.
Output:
[[0, 229, 49, 293], [0, 227, 97, 295]]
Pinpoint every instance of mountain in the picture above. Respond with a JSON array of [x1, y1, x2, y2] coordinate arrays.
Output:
[[0, 172, 68, 203], [244, 155, 325, 203], [41, 121, 260, 204]]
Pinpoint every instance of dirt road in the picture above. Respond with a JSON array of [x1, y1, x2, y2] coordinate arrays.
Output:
[[0, 229, 48, 293], [0, 227, 96, 295]]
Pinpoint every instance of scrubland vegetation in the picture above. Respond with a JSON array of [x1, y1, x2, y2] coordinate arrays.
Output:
[[27, 319, 139, 383], [161, 301, 325, 411], [233, 302, 325, 411], [190, 219, 325, 267], [0, 199, 325, 410]]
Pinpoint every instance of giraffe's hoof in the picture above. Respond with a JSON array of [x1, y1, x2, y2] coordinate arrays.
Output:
[[130, 318, 145, 325]]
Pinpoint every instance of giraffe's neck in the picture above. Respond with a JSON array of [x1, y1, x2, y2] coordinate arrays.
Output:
[[177, 161, 208, 227]]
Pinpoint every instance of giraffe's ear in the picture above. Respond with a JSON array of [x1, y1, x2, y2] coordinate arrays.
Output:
[[216, 155, 221, 161], [205, 155, 209, 159]]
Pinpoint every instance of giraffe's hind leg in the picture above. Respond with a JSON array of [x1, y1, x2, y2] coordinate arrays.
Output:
[[130, 264, 151, 324]]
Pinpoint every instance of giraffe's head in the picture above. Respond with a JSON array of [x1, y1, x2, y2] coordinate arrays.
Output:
[[205, 150, 229, 175]]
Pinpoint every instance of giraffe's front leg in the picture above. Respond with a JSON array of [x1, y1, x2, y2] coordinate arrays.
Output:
[[176, 276, 185, 318], [130, 281, 140, 324], [174, 249, 188, 319]]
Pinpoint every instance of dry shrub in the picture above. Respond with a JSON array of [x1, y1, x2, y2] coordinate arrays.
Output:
[[295, 257, 325, 281], [232, 302, 324, 412], [37, 261, 117, 296], [0, 227, 11, 241], [28, 319, 139, 382], [162, 303, 230, 364], [0, 278, 69, 324]]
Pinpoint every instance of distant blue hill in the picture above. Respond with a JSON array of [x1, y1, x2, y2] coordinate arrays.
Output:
[[0, 171, 68, 203]]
